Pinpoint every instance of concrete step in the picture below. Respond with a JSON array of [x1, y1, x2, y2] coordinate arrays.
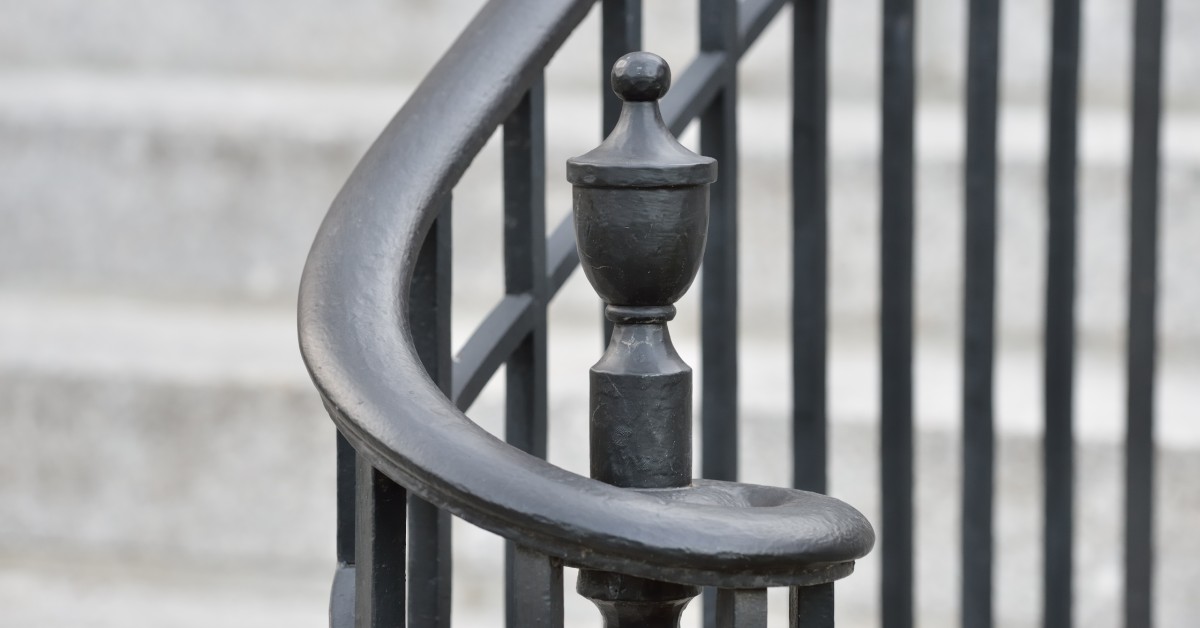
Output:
[[2, 291, 1200, 573], [0, 291, 335, 567], [5, 434, 1196, 628], [2, 0, 1198, 107], [2, 551, 885, 628], [3, 72, 1199, 350], [0, 72, 400, 308], [0, 551, 330, 628]]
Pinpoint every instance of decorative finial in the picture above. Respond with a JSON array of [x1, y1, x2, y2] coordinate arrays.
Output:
[[567, 50, 717, 487], [611, 51, 671, 102], [567, 53, 716, 308], [569, 52, 715, 626]]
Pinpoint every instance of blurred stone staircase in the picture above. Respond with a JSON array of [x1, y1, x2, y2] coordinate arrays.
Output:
[[2, 1, 1198, 626]]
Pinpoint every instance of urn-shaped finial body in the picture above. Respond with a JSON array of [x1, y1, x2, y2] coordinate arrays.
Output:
[[567, 52, 717, 307]]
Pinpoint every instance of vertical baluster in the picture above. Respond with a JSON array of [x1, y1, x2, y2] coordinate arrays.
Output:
[[504, 78, 549, 628], [962, 0, 1001, 627], [332, 431, 357, 628], [701, 3, 739, 626], [602, 0, 643, 135], [880, 0, 916, 626], [504, 81, 548, 466], [336, 433, 357, 565], [790, 584, 835, 628], [408, 197, 454, 628], [699, 0, 740, 486], [1044, 0, 1081, 625], [1125, 0, 1164, 626], [406, 472, 450, 626], [512, 546, 565, 628], [715, 589, 768, 628], [356, 461, 407, 628], [600, 0, 643, 344], [792, 0, 830, 494]]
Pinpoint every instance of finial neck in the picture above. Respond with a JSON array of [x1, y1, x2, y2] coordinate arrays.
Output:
[[605, 305, 676, 324]]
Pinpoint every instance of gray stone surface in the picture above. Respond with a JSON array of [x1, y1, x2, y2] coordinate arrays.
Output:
[[3, 75, 1198, 349], [1, 290, 1198, 627], [0, 296, 334, 566], [0, 73, 391, 306], [0, 552, 330, 628], [3, 0, 1198, 626], [3, 1, 1199, 107]]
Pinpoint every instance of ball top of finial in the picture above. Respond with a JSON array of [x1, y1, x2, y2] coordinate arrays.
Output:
[[611, 52, 671, 102]]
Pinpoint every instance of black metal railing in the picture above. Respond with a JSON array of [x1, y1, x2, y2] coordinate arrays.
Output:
[[300, 1, 873, 627], [299, 0, 1170, 626]]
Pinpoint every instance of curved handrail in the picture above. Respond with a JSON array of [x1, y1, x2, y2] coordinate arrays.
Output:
[[298, 0, 872, 588]]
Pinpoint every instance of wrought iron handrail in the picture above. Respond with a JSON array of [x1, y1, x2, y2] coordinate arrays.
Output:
[[298, 0, 871, 592]]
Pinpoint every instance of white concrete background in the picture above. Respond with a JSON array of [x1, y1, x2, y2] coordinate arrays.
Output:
[[1, 1, 1197, 626]]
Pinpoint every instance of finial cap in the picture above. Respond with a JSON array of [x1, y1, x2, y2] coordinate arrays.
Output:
[[611, 52, 671, 102], [567, 53, 716, 188]]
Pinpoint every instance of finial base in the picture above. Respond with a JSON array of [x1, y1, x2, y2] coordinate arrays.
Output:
[[590, 316, 691, 489]]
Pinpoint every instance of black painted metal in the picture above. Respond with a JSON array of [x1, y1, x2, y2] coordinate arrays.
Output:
[[599, 0, 642, 345], [302, 0, 1170, 625], [332, 432, 356, 628], [578, 570, 698, 628], [502, 78, 549, 628], [588, 305, 695, 489], [408, 198, 454, 628], [1126, 1, 1164, 627], [570, 54, 711, 490], [740, 0, 789, 48], [502, 81, 548, 462], [453, 294, 535, 411], [660, 53, 723, 137], [1044, 0, 1081, 625], [601, 1, 642, 137], [880, 0, 916, 626], [355, 462, 407, 628], [332, 362, 359, 626], [792, 0, 829, 495], [300, 0, 874, 600], [790, 584, 834, 628], [963, 0, 1000, 626], [335, 432, 356, 567], [715, 588, 768, 628], [571, 56, 806, 624], [699, 0, 740, 488], [545, 219, 579, 296], [512, 546, 565, 628], [406, 502, 451, 627], [699, 6, 739, 625], [543, 0, 785, 288]]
